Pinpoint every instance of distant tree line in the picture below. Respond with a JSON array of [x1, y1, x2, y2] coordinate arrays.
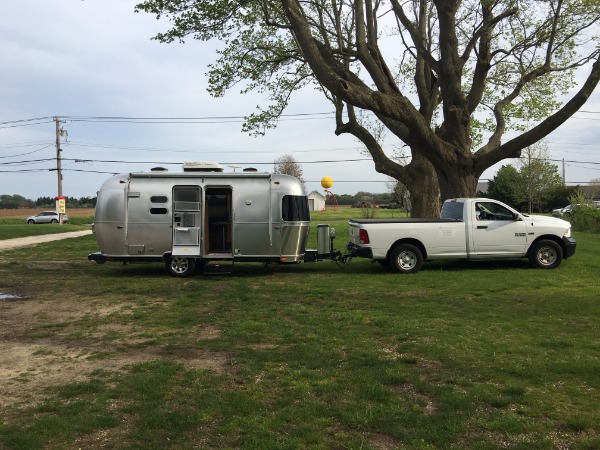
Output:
[[0, 195, 97, 209], [483, 143, 577, 213]]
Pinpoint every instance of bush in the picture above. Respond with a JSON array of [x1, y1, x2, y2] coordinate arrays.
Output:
[[567, 191, 600, 233], [569, 207, 600, 233]]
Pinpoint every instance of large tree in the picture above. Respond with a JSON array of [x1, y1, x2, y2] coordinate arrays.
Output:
[[136, 0, 600, 217]]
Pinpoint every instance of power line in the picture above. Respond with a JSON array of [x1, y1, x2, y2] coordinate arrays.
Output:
[[0, 144, 54, 159]]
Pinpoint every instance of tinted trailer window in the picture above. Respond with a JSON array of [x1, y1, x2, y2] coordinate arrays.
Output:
[[282, 195, 310, 221]]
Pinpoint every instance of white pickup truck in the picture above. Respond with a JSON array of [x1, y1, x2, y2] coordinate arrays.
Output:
[[347, 198, 576, 273]]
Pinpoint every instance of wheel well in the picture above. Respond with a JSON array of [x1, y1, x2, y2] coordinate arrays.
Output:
[[387, 238, 427, 260], [529, 235, 565, 256]]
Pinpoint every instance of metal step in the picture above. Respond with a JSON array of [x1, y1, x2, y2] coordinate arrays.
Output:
[[203, 261, 234, 275]]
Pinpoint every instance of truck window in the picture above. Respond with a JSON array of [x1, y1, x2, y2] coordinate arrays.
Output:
[[475, 202, 514, 221], [440, 201, 464, 220], [282, 195, 310, 221]]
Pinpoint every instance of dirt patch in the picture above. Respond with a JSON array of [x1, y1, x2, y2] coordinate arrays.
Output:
[[0, 294, 226, 409]]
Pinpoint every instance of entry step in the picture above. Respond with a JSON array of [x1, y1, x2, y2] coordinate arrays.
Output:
[[203, 262, 234, 275]]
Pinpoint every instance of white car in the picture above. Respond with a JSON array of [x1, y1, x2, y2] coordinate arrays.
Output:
[[552, 205, 573, 217], [26, 211, 69, 224]]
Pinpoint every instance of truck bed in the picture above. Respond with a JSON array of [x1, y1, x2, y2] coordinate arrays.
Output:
[[348, 218, 461, 224]]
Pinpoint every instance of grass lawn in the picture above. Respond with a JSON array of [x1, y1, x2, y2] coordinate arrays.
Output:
[[0, 214, 93, 240], [0, 211, 598, 449]]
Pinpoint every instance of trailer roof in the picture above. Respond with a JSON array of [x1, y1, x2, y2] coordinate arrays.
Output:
[[129, 171, 273, 179]]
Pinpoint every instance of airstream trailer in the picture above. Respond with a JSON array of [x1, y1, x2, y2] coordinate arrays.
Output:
[[88, 162, 333, 276]]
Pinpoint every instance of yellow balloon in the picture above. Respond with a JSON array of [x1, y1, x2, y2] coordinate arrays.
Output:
[[321, 176, 334, 189]]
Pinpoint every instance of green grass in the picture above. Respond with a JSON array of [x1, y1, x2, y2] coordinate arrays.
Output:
[[0, 213, 599, 449], [0, 217, 92, 239]]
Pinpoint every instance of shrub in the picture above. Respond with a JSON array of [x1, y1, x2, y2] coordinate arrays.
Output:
[[569, 207, 600, 233], [567, 191, 600, 233]]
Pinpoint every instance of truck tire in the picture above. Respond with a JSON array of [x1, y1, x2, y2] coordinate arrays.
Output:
[[529, 240, 563, 269], [390, 244, 423, 274], [166, 256, 196, 277]]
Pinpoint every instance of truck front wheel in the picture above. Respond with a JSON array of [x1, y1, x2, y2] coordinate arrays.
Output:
[[529, 240, 563, 269], [390, 244, 423, 274], [166, 256, 196, 277]]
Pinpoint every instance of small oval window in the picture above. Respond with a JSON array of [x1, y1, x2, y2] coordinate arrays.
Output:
[[151, 196, 168, 203], [150, 208, 168, 215]]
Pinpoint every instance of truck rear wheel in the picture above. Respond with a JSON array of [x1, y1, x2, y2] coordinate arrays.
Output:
[[390, 244, 423, 274], [166, 256, 196, 277], [529, 240, 563, 269]]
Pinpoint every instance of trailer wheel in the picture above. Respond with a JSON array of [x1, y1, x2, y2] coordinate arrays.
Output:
[[529, 240, 563, 269], [390, 244, 423, 274], [166, 256, 196, 277]]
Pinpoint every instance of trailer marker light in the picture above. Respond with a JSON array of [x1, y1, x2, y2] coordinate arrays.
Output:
[[281, 257, 288, 262]]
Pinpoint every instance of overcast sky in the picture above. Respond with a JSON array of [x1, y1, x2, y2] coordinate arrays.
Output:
[[1, 1, 599, 202]]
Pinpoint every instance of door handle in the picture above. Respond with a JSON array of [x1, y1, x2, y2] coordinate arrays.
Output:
[[477, 225, 488, 229]]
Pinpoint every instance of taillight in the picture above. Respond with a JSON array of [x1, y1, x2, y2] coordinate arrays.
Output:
[[359, 229, 370, 244]]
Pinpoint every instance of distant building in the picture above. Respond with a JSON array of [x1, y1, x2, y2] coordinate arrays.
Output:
[[580, 185, 600, 201], [307, 191, 326, 211]]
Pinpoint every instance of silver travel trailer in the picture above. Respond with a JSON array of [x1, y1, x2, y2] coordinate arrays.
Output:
[[88, 162, 338, 276]]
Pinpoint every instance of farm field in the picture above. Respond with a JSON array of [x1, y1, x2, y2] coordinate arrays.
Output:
[[0, 209, 94, 240], [0, 208, 95, 219], [0, 211, 599, 449]]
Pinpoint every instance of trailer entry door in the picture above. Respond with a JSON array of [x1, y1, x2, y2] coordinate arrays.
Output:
[[172, 186, 202, 256], [205, 187, 233, 255]]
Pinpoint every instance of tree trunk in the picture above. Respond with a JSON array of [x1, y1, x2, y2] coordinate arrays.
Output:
[[436, 167, 479, 201], [403, 153, 440, 218]]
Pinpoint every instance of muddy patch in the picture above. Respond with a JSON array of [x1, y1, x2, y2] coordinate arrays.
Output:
[[0, 293, 226, 409]]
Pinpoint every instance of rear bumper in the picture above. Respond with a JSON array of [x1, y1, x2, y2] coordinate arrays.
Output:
[[88, 252, 107, 264], [562, 236, 577, 259], [347, 243, 373, 259]]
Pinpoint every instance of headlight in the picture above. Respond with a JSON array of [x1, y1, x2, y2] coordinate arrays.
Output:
[[564, 227, 571, 238]]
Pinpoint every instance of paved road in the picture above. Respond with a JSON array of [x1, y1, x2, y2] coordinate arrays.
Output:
[[0, 230, 93, 252]]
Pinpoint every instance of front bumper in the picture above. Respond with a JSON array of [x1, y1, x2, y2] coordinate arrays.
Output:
[[562, 236, 577, 259]]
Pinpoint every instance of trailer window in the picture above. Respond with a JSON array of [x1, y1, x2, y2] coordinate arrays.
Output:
[[150, 208, 168, 215], [151, 196, 168, 203], [282, 195, 310, 221]]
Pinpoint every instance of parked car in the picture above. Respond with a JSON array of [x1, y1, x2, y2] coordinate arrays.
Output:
[[26, 211, 69, 224], [552, 203, 599, 217], [552, 205, 573, 217]]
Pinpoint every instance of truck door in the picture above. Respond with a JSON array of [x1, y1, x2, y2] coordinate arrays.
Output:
[[470, 201, 528, 257], [172, 186, 202, 257]]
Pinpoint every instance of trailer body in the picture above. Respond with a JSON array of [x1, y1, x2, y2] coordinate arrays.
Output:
[[89, 165, 312, 275]]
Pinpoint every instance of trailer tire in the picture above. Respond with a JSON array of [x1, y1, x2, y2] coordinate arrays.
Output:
[[166, 256, 196, 277], [390, 244, 423, 274], [529, 239, 563, 269]]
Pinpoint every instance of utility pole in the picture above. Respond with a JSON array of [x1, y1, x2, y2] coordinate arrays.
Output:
[[54, 117, 64, 225]]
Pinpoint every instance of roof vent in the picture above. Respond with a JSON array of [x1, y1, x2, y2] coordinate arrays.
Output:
[[243, 167, 258, 172], [150, 167, 168, 172], [182, 161, 224, 172]]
